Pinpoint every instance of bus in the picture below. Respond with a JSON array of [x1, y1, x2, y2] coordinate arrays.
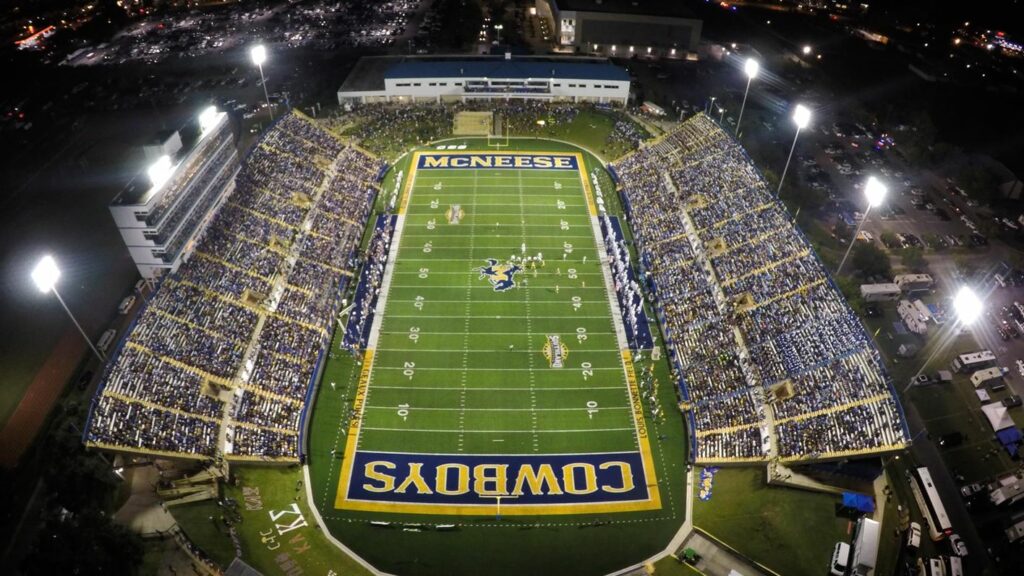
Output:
[[951, 350, 995, 373], [909, 467, 953, 540]]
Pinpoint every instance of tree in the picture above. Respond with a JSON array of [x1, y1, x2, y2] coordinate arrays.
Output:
[[901, 246, 928, 272], [851, 241, 892, 280], [22, 508, 143, 576]]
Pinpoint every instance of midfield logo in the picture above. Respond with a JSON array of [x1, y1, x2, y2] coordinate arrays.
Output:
[[476, 258, 521, 292]]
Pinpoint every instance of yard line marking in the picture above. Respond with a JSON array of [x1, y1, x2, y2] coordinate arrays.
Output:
[[373, 348, 623, 353], [361, 427, 636, 434], [383, 314, 613, 319], [376, 331, 616, 336], [364, 406, 630, 412], [370, 385, 626, 391]]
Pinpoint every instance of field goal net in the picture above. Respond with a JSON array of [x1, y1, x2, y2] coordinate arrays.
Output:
[[453, 111, 494, 136]]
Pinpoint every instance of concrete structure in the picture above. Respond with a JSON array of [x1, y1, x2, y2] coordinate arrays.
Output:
[[541, 0, 702, 56], [337, 55, 629, 107], [109, 108, 239, 279], [860, 282, 901, 302]]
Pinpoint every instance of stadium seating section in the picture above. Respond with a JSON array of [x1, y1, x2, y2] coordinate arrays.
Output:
[[85, 112, 384, 462], [612, 114, 910, 464]]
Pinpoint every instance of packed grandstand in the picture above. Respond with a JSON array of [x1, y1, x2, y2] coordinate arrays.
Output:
[[612, 113, 910, 463], [83, 103, 909, 468], [84, 112, 384, 461]]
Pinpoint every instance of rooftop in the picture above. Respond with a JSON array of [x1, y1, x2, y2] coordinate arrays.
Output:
[[553, 0, 697, 19], [385, 57, 629, 82]]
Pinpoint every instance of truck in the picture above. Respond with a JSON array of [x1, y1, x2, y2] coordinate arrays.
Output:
[[860, 282, 901, 302], [849, 518, 880, 575]]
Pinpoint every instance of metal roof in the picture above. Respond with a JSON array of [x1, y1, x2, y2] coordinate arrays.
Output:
[[384, 59, 629, 82]]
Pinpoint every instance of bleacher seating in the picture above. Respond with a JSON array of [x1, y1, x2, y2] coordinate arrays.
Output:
[[612, 113, 910, 463]]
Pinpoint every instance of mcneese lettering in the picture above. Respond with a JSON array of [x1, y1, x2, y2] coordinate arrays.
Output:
[[361, 460, 634, 497], [422, 156, 450, 168]]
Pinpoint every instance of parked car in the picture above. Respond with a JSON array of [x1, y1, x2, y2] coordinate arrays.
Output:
[[960, 483, 983, 498], [949, 533, 968, 557]]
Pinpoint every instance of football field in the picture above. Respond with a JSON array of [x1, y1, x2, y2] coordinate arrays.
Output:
[[332, 150, 661, 515]]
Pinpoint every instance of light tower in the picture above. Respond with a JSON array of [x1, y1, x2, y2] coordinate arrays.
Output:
[[32, 255, 106, 362], [777, 104, 811, 194], [735, 58, 759, 136], [836, 176, 888, 275], [251, 44, 273, 121]]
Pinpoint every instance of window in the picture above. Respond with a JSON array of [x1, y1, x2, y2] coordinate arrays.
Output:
[[553, 83, 561, 87], [413, 83, 421, 86], [395, 82, 411, 87], [454, 82, 463, 86], [429, 82, 437, 86]]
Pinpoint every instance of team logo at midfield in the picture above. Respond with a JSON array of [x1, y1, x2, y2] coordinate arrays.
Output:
[[476, 258, 521, 292]]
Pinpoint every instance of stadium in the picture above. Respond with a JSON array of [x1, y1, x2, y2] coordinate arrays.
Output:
[[76, 85, 912, 574]]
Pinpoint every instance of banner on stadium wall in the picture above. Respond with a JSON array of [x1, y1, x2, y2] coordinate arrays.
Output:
[[697, 466, 720, 501], [416, 153, 579, 170]]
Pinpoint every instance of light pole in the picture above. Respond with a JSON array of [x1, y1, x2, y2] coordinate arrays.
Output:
[[902, 287, 982, 393], [717, 106, 726, 124], [707, 96, 716, 115], [736, 58, 759, 135], [777, 104, 811, 195], [836, 176, 888, 275], [32, 255, 106, 362], [251, 44, 273, 121]]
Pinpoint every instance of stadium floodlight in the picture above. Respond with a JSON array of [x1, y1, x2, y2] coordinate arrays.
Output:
[[31, 255, 60, 293], [903, 285, 984, 393], [735, 58, 760, 136], [953, 286, 983, 325], [707, 95, 716, 114], [802, 45, 812, 56], [792, 104, 811, 129], [777, 104, 811, 194], [31, 255, 105, 361], [147, 154, 173, 190], [250, 44, 266, 66], [717, 106, 726, 123], [864, 176, 888, 208], [198, 105, 219, 135], [836, 177, 889, 275], [251, 43, 274, 121]]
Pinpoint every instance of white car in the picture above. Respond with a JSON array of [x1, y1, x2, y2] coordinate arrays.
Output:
[[949, 533, 968, 557]]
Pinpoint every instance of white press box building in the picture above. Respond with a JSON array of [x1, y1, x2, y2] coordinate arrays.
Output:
[[337, 55, 630, 107], [109, 107, 239, 279]]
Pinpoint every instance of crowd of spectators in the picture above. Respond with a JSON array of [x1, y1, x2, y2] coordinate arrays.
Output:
[[85, 112, 383, 461], [330, 101, 647, 159], [613, 113, 908, 462]]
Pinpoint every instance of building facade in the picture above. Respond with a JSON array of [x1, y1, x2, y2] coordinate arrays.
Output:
[[109, 108, 239, 279], [540, 0, 702, 57], [337, 56, 630, 107]]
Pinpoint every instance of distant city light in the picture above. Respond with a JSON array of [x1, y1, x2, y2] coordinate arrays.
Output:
[[31, 255, 60, 294]]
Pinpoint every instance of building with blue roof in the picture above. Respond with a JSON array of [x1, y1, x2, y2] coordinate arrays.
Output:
[[337, 55, 630, 107]]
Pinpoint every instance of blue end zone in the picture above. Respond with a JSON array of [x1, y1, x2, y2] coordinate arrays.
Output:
[[345, 451, 650, 507], [416, 153, 579, 171]]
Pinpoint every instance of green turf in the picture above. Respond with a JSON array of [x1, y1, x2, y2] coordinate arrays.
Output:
[[306, 138, 689, 576], [171, 501, 237, 569], [692, 467, 851, 576]]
